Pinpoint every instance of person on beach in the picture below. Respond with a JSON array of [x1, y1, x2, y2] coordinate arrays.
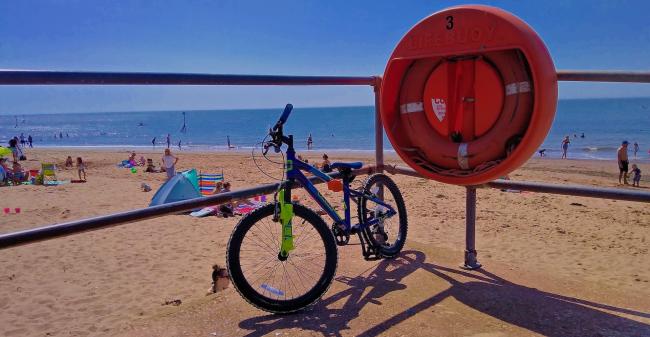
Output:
[[617, 141, 630, 185], [65, 156, 74, 168], [76, 157, 86, 181], [178, 140, 182, 151], [321, 154, 332, 173], [218, 182, 235, 217], [307, 133, 313, 150], [28, 135, 33, 148], [0, 159, 7, 186], [8, 138, 19, 162], [166, 134, 171, 149], [227, 135, 234, 149], [630, 164, 641, 187], [138, 156, 146, 166], [561, 136, 570, 159], [12, 161, 25, 185], [145, 158, 156, 173], [0, 158, 11, 184], [633, 142, 639, 158], [538, 149, 546, 157], [151, 137, 156, 148], [162, 148, 178, 180], [19, 133, 25, 147]]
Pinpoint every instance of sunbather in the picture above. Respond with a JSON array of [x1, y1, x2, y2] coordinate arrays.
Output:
[[12, 161, 25, 185], [65, 156, 74, 168]]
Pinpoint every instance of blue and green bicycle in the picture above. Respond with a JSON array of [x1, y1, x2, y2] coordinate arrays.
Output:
[[226, 104, 408, 313]]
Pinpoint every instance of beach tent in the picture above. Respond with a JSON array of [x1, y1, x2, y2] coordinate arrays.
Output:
[[149, 173, 201, 206], [181, 169, 199, 191]]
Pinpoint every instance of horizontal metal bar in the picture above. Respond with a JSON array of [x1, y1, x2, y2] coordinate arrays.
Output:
[[557, 70, 650, 83], [384, 165, 650, 203], [3, 69, 650, 86], [0, 70, 376, 86], [0, 166, 375, 250]]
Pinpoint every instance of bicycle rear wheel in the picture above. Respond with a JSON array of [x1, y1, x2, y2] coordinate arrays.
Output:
[[358, 173, 408, 258], [227, 203, 338, 313]]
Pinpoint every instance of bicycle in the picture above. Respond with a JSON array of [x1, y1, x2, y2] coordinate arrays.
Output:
[[226, 104, 408, 313]]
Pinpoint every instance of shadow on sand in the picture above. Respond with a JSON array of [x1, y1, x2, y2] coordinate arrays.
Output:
[[238, 250, 650, 337]]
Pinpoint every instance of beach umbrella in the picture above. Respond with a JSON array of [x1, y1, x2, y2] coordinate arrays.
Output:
[[0, 146, 11, 157]]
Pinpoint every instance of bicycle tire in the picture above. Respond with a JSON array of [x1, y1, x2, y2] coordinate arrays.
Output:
[[358, 173, 408, 258], [227, 203, 338, 313]]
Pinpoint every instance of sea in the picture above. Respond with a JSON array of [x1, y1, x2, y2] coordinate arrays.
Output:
[[1, 97, 649, 161]]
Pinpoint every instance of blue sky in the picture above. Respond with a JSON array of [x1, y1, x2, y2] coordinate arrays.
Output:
[[1, 0, 650, 114]]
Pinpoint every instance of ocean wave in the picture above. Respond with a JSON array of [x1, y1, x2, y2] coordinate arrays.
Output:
[[581, 146, 618, 152]]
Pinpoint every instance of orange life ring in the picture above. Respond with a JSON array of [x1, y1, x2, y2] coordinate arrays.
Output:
[[381, 5, 557, 185]]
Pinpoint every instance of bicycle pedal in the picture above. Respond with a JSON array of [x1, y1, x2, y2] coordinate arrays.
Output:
[[363, 251, 382, 261], [331, 224, 350, 246]]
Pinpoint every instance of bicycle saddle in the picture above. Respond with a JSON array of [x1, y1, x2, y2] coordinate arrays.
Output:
[[330, 162, 363, 170]]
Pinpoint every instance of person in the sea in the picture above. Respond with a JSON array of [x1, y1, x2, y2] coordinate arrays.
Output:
[[28, 135, 33, 148], [178, 140, 182, 151], [166, 134, 171, 149], [633, 142, 639, 158], [321, 153, 332, 173], [561, 136, 570, 159], [580, 132, 585, 138], [162, 148, 178, 180], [151, 137, 156, 148], [307, 133, 313, 150], [77, 157, 87, 181], [65, 156, 74, 168], [630, 164, 641, 187], [617, 140, 630, 185]]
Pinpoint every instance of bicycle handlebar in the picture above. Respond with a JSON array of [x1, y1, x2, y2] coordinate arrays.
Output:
[[264, 104, 293, 155], [275, 103, 293, 130]]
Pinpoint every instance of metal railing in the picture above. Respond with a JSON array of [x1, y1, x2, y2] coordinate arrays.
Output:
[[1, 69, 649, 271]]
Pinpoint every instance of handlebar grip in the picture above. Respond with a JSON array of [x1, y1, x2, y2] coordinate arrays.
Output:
[[278, 103, 293, 125]]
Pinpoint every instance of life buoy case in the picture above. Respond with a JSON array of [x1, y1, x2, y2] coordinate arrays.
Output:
[[381, 5, 557, 185]]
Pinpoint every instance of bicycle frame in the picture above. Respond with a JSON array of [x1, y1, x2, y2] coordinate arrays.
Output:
[[280, 135, 396, 233]]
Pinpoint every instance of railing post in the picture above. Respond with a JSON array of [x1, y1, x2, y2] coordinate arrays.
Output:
[[463, 186, 481, 269], [373, 76, 384, 174], [373, 77, 384, 200]]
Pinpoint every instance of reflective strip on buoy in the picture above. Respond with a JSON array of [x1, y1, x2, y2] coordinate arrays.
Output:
[[505, 82, 531, 95], [400, 102, 424, 114], [457, 143, 469, 170]]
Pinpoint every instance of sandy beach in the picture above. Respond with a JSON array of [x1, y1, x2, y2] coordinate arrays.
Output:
[[1, 148, 649, 336]]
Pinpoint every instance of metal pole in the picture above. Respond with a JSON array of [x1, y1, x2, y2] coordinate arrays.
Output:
[[557, 70, 650, 83], [463, 186, 481, 270], [373, 76, 384, 173], [0, 166, 374, 250], [0, 70, 376, 86]]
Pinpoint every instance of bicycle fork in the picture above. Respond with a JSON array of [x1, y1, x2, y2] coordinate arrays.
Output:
[[276, 187, 294, 260]]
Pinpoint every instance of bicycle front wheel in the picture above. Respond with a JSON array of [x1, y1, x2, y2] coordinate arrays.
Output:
[[227, 203, 338, 313], [358, 173, 408, 258]]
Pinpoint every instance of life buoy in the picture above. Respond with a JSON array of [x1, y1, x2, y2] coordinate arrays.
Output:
[[381, 5, 557, 185]]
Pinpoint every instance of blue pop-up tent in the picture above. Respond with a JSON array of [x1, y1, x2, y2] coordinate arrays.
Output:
[[149, 171, 201, 206]]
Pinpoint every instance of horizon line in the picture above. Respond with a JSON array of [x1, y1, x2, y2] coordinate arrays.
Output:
[[2, 96, 650, 116]]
